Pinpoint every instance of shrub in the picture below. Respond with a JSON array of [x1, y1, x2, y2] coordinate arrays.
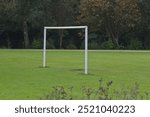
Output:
[[46, 39, 55, 49], [32, 39, 43, 49], [128, 39, 143, 50], [41, 80, 149, 100], [66, 43, 77, 49], [80, 41, 85, 49], [101, 40, 115, 49], [41, 86, 73, 100], [144, 38, 150, 49], [88, 41, 101, 49], [80, 41, 101, 49], [32, 38, 55, 49]]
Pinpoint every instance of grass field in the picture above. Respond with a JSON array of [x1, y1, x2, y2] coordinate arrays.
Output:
[[0, 50, 150, 99]]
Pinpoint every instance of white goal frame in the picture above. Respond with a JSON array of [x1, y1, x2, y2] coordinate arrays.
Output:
[[43, 26, 88, 74]]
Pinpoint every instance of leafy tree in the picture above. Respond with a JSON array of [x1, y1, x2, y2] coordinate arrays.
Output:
[[142, 0, 150, 27], [138, 0, 150, 49], [78, 0, 141, 48], [47, 0, 77, 48], [0, 0, 17, 48], [0, 0, 149, 49], [0, 0, 16, 33], [14, 0, 40, 48]]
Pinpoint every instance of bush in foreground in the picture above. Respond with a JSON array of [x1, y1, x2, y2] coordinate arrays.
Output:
[[41, 79, 149, 100]]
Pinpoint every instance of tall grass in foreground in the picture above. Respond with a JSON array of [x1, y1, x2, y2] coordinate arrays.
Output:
[[41, 79, 150, 100]]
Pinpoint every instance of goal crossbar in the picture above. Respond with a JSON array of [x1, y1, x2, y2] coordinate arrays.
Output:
[[45, 26, 87, 29], [43, 26, 88, 74]]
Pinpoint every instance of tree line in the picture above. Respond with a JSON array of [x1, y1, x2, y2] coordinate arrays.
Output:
[[0, 0, 150, 49]]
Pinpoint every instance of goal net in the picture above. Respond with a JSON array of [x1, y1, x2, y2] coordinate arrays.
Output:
[[43, 26, 88, 74]]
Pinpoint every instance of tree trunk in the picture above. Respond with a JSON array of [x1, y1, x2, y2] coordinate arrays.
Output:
[[112, 37, 119, 48], [59, 29, 64, 49], [106, 27, 120, 48], [6, 32, 11, 48], [105, 20, 120, 49], [23, 20, 30, 49], [0, 25, 4, 35]]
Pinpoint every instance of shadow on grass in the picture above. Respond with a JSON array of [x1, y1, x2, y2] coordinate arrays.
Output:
[[71, 69, 95, 76], [38, 66, 50, 68], [71, 68, 83, 71]]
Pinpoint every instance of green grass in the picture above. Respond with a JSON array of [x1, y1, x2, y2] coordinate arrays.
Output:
[[0, 50, 150, 99]]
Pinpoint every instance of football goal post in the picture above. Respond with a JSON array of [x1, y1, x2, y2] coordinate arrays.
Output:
[[43, 26, 88, 74]]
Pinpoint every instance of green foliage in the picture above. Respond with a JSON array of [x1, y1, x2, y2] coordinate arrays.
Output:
[[41, 86, 74, 100], [111, 82, 144, 99], [32, 38, 55, 49], [32, 39, 43, 49], [128, 39, 143, 50], [66, 43, 77, 49], [82, 79, 113, 100], [80, 41, 101, 49], [0, 0, 150, 49], [78, 0, 141, 47], [42, 80, 149, 100], [101, 40, 115, 49], [82, 87, 94, 100], [144, 38, 150, 49], [88, 41, 101, 49], [46, 39, 55, 49], [80, 41, 84, 49], [95, 79, 113, 100]]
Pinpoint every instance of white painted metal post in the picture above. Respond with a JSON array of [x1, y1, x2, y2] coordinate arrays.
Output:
[[85, 26, 88, 74], [43, 28, 46, 67]]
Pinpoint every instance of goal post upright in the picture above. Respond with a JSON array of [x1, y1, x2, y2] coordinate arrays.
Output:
[[85, 26, 88, 74], [43, 27, 46, 67], [43, 26, 88, 74]]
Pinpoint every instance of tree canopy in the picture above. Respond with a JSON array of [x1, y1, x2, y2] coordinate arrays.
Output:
[[78, 0, 141, 48], [0, 0, 149, 49]]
